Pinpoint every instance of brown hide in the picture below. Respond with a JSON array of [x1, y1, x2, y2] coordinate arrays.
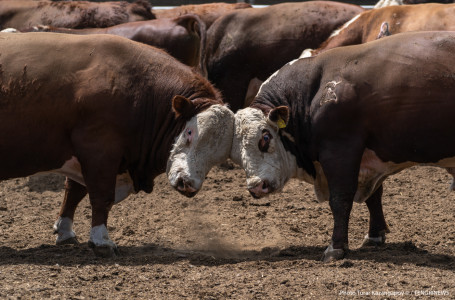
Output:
[[0, 0, 154, 30], [203, 1, 364, 111], [313, 3, 455, 55], [0, 32, 221, 223], [25, 14, 206, 70], [251, 31, 455, 256], [153, 2, 251, 29]]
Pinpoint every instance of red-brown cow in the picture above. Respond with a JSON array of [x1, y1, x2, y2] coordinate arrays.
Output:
[[25, 14, 206, 70], [304, 3, 455, 57], [0, 0, 154, 30], [153, 2, 251, 29], [0, 32, 234, 257], [203, 1, 365, 111]]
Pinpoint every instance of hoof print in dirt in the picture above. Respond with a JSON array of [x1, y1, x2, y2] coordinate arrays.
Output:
[[321, 244, 345, 262], [88, 241, 119, 258]]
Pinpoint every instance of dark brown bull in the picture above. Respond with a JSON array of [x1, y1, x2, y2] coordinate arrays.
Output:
[[0, 0, 154, 30], [307, 3, 455, 57], [25, 14, 206, 70], [153, 2, 251, 29], [232, 31, 455, 262], [0, 32, 227, 257], [203, 1, 365, 111]]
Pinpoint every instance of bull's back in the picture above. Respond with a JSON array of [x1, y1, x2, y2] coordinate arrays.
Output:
[[314, 31, 455, 163], [0, 33, 174, 179], [363, 4, 455, 41]]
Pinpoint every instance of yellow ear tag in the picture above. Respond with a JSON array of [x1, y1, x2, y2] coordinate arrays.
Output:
[[276, 117, 286, 129]]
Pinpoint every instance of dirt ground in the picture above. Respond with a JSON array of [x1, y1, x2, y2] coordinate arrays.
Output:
[[0, 162, 454, 299]]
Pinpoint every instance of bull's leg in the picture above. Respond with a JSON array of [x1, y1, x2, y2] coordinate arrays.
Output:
[[53, 177, 87, 244], [361, 184, 390, 247], [73, 129, 124, 258], [318, 143, 362, 262], [83, 168, 119, 258]]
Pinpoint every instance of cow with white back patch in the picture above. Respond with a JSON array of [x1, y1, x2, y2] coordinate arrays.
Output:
[[0, 32, 234, 257], [231, 31, 455, 261]]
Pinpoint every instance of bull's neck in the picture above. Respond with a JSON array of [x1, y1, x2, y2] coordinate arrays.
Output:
[[251, 70, 316, 178]]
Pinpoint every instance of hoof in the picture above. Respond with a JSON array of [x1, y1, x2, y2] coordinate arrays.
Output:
[[322, 244, 345, 262], [361, 231, 386, 248], [56, 236, 79, 245], [88, 241, 119, 258]]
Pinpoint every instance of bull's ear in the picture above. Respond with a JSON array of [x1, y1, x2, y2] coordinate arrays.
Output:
[[172, 95, 195, 119], [268, 106, 289, 129]]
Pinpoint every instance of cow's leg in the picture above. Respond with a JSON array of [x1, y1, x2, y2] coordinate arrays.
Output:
[[319, 143, 362, 262], [53, 177, 87, 244], [361, 184, 390, 247], [73, 130, 124, 258]]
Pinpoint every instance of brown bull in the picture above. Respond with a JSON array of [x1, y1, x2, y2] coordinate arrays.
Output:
[[231, 31, 455, 262], [25, 14, 206, 70], [203, 1, 365, 111], [306, 3, 455, 57], [0, 0, 154, 30], [0, 32, 234, 257], [153, 2, 251, 29]]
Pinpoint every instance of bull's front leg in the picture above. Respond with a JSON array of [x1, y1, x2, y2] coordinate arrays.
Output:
[[361, 184, 390, 247], [323, 192, 354, 262], [87, 193, 117, 258], [318, 142, 362, 262], [54, 178, 87, 244]]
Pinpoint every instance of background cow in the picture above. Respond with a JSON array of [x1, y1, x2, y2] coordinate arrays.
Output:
[[0, 0, 154, 30], [0, 32, 234, 257], [230, 31, 455, 261], [303, 3, 455, 57], [202, 1, 365, 111], [153, 2, 251, 29], [26, 14, 206, 70]]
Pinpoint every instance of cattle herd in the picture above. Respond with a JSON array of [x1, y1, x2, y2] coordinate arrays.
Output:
[[0, 0, 455, 262]]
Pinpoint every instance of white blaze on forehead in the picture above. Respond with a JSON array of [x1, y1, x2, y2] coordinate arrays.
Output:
[[232, 107, 300, 193], [167, 104, 235, 192], [329, 14, 361, 38]]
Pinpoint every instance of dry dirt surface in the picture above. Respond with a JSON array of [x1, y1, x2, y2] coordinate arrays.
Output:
[[0, 162, 454, 299]]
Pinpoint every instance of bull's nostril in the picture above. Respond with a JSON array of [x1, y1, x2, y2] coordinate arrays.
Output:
[[262, 180, 269, 190], [177, 178, 185, 190]]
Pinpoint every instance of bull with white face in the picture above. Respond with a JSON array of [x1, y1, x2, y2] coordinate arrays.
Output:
[[167, 100, 235, 197], [232, 31, 455, 262]]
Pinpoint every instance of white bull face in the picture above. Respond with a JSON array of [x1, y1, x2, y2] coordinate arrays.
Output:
[[167, 100, 235, 197], [231, 107, 299, 198]]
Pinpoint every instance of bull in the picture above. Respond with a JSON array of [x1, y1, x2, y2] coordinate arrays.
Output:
[[230, 31, 455, 261], [0, 32, 234, 257]]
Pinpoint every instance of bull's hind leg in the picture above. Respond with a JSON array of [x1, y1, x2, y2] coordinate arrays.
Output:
[[361, 184, 390, 247], [54, 178, 87, 244]]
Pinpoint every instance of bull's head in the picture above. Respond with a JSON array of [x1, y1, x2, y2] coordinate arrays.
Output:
[[167, 96, 235, 197], [231, 106, 301, 198]]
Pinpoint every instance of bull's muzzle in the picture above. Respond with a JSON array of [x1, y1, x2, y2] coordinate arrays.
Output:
[[248, 180, 272, 199], [175, 177, 198, 198]]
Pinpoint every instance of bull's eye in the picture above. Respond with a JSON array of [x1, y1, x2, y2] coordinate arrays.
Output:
[[186, 128, 193, 145], [258, 129, 272, 152]]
